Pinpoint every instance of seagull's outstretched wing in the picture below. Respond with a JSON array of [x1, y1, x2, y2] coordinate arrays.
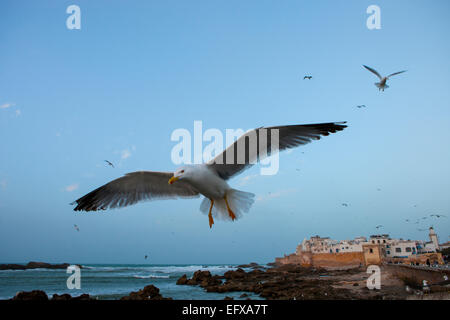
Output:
[[387, 70, 407, 78], [72, 171, 199, 211], [207, 122, 347, 180], [363, 65, 382, 79]]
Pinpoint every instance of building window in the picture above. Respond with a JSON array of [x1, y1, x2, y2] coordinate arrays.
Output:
[[336, 249, 339, 253], [383, 240, 386, 243], [406, 247, 412, 252], [377, 240, 380, 244], [372, 240, 375, 244], [369, 248, 373, 253], [387, 250, 390, 255], [395, 248, 401, 253], [386, 245, 390, 248]]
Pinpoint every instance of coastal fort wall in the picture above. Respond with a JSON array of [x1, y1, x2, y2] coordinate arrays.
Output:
[[275, 228, 445, 269]]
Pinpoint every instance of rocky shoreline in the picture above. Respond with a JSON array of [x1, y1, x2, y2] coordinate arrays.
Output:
[[0, 261, 81, 271], [175, 263, 450, 300], [6, 263, 450, 300]]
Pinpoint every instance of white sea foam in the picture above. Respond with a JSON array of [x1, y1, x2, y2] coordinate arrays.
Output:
[[133, 274, 170, 279]]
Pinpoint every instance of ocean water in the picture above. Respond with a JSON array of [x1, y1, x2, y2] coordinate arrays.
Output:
[[0, 264, 265, 300]]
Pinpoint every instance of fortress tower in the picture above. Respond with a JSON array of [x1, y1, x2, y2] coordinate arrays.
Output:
[[429, 227, 439, 250]]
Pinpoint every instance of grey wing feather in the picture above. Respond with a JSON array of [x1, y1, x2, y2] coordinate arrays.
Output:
[[207, 122, 347, 180], [363, 65, 382, 79], [387, 70, 407, 78], [72, 171, 199, 211]]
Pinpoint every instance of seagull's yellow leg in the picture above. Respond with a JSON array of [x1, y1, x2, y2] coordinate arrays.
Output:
[[208, 199, 214, 228], [224, 194, 236, 221]]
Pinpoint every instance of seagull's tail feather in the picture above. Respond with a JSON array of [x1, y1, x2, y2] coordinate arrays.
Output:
[[200, 189, 255, 221], [375, 82, 388, 90]]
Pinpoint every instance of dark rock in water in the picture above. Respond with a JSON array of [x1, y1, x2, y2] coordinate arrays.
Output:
[[240, 293, 248, 298], [237, 262, 261, 269], [224, 268, 246, 280], [192, 270, 212, 282], [51, 293, 94, 300], [224, 296, 234, 300], [177, 270, 222, 288], [0, 261, 82, 271], [12, 290, 49, 301], [11, 291, 94, 301], [176, 274, 188, 285], [52, 294, 72, 301], [120, 284, 172, 300]]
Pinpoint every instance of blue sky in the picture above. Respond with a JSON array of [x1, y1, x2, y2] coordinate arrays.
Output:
[[0, 0, 449, 264]]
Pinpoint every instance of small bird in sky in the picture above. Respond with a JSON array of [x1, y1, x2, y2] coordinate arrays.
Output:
[[430, 214, 446, 218], [377, 188, 381, 191], [356, 105, 366, 109], [104, 160, 115, 168], [363, 65, 406, 91], [303, 75, 312, 80], [74, 224, 80, 232], [144, 255, 148, 260], [422, 217, 427, 220], [376, 225, 383, 229], [341, 203, 349, 207], [405, 219, 410, 223]]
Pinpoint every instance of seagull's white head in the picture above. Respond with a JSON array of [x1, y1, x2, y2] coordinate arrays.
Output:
[[168, 166, 191, 185]]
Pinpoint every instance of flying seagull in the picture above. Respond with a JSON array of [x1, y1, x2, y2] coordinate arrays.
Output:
[[430, 214, 446, 218], [341, 203, 349, 207], [363, 65, 406, 91], [356, 105, 366, 109], [72, 122, 347, 228], [376, 225, 383, 229], [144, 255, 148, 260], [74, 224, 80, 232], [303, 76, 312, 80], [104, 160, 115, 168]]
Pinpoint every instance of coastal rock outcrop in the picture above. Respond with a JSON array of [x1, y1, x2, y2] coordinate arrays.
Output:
[[120, 284, 172, 300], [11, 291, 94, 300], [11, 290, 49, 301], [0, 261, 82, 271], [176, 270, 222, 288]]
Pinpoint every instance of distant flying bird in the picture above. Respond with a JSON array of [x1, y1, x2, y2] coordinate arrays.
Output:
[[71, 122, 347, 228], [104, 160, 115, 168], [422, 217, 427, 220], [341, 203, 349, 207], [405, 219, 410, 223], [363, 65, 407, 91], [376, 225, 383, 229], [377, 188, 381, 191], [74, 224, 80, 232], [144, 255, 148, 260], [303, 75, 312, 80], [356, 105, 366, 109], [430, 214, 446, 218]]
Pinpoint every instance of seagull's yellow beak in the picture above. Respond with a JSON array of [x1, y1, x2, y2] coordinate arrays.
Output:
[[168, 176, 179, 185]]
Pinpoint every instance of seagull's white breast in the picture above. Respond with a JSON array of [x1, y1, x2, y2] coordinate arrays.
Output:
[[185, 165, 230, 199]]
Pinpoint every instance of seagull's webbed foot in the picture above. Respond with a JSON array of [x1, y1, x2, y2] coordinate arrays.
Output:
[[224, 195, 236, 221], [208, 199, 214, 228]]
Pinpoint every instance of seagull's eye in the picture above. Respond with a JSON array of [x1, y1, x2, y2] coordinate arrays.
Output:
[[180, 170, 185, 174]]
